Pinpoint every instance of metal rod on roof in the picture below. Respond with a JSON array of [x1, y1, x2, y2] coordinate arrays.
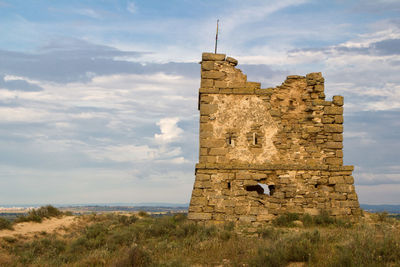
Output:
[[215, 19, 219, 54]]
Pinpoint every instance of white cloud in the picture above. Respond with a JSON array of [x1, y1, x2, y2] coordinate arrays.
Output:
[[127, 2, 136, 14], [86, 145, 158, 162], [345, 131, 376, 145], [154, 117, 183, 145], [75, 8, 101, 19]]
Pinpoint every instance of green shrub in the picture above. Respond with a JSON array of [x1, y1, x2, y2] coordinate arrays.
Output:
[[313, 210, 335, 226], [273, 212, 299, 227], [117, 214, 138, 225], [0, 217, 13, 230], [250, 230, 320, 266], [257, 227, 278, 240], [331, 228, 400, 266], [301, 213, 313, 227], [12, 237, 67, 264], [15, 205, 63, 223], [377, 211, 389, 222], [112, 246, 152, 267], [300, 211, 351, 228], [138, 211, 149, 217]]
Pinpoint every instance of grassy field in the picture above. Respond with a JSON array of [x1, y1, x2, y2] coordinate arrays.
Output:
[[0, 208, 399, 266]]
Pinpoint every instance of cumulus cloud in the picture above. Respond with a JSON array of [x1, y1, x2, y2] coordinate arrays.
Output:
[[154, 117, 183, 145]]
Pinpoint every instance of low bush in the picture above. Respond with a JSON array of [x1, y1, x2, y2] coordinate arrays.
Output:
[[2, 211, 400, 266], [14, 205, 63, 223], [300, 211, 352, 228], [112, 246, 152, 267], [138, 211, 149, 217], [251, 230, 321, 266], [0, 218, 13, 230], [273, 212, 299, 227]]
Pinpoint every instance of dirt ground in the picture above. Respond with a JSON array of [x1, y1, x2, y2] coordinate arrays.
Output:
[[0, 216, 76, 238]]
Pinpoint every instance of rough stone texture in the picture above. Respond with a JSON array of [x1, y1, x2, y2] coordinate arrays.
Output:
[[189, 52, 361, 225]]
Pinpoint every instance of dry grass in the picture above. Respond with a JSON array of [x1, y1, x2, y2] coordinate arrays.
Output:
[[0, 211, 399, 266]]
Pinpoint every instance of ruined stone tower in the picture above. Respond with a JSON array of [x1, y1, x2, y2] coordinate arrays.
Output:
[[188, 52, 360, 225]]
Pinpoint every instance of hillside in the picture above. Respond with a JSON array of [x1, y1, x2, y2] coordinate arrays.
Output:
[[0, 210, 399, 266]]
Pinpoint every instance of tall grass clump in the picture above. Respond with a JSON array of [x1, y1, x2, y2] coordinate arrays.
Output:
[[300, 210, 352, 228], [15, 205, 63, 223], [251, 230, 321, 266], [0, 218, 13, 230], [273, 212, 299, 227]]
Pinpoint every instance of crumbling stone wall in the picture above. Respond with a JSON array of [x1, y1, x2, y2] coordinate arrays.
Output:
[[188, 52, 361, 225]]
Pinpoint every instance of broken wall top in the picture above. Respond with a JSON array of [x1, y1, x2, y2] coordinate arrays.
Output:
[[198, 52, 349, 169]]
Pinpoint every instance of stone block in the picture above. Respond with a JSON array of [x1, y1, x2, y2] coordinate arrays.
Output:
[[201, 139, 225, 148], [304, 208, 320, 216], [344, 176, 354, 184], [235, 205, 248, 215], [226, 56, 238, 66], [188, 212, 212, 220], [196, 174, 210, 181], [326, 142, 343, 149], [190, 197, 208, 206], [335, 115, 343, 124], [287, 75, 304, 79], [328, 176, 344, 185], [236, 87, 254, 94], [202, 61, 215, 71], [246, 82, 261, 89], [209, 148, 227, 156], [257, 214, 275, 221], [324, 106, 343, 115], [336, 150, 343, 158], [325, 158, 343, 165], [314, 84, 324, 92], [231, 82, 247, 88], [324, 124, 343, 133], [347, 193, 358, 200], [214, 81, 228, 88], [335, 184, 352, 193], [200, 104, 218, 115], [202, 70, 226, 80], [270, 109, 281, 117], [332, 134, 343, 141], [306, 72, 323, 80], [202, 53, 225, 61], [201, 79, 214, 88], [220, 88, 233, 93], [313, 100, 331, 106], [239, 215, 256, 222], [332, 95, 344, 106], [199, 87, 219, 93]]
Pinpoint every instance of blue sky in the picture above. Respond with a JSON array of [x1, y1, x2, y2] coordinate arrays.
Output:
[[0, 0, 399, 205]]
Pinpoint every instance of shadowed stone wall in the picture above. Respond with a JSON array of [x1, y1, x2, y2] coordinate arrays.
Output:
[[188, 52, 360, 225]]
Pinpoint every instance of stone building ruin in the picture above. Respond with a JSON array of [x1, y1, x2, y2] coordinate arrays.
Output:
[[188, 52, 361, 225]]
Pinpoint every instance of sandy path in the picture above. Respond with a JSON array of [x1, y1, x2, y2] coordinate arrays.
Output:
[[0, 216, 76, 237]]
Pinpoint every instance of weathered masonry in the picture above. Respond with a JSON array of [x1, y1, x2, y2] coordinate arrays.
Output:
[[188, 52, 361, 225]]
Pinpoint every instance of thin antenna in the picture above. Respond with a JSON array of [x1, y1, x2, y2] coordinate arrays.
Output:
[[215, 19, 219, 54]]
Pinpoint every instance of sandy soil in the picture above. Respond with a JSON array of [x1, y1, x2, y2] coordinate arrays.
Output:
[[0, 216, 76, 237]]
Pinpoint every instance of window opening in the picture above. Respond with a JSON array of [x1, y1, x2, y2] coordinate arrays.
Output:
[[227, 181, 231, 190], [226, 133, 235, 147], [245, 183, 275, 196], [253, 132, 258, 145], [268, 185, 275, 196]]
